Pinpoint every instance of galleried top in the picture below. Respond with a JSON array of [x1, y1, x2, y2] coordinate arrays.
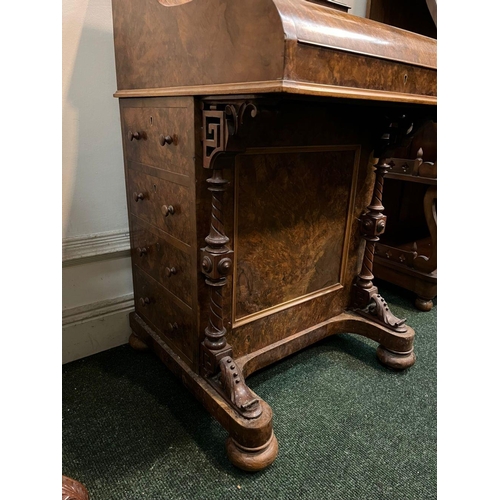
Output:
[[112, 0, 437, 104]]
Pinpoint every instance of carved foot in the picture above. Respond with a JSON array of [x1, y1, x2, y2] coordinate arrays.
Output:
[[219, 356, 262, 418], [415, 297, 433, 312], [356, 290, 408, 333], [226, 432, 279, 471], [376, 346, 415, 370], [129, 332, 149, 351]]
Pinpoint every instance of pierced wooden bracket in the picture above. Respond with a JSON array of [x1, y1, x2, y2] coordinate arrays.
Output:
[[202, 101, 258, 169], [219, 356, 262, 419]]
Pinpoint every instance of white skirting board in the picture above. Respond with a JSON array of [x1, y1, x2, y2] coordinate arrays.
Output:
[[62, 229, 134, 364], [62, 229, 130, 267], [62, 294, 134, 364]]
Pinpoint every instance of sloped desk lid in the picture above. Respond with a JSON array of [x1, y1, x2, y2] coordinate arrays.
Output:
[[112, 0, 437, 104]]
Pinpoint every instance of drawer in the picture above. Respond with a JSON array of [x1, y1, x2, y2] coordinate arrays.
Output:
[[130, 216, 193, 307], [121, 105, 192, 176], [127, 168, 193, 245], [134, 266, 195, 363]]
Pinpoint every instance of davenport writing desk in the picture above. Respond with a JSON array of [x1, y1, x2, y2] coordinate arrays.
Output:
[[111, 0, 437, 471]]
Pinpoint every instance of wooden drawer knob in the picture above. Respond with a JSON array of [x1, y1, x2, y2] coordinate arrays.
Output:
[[165, 267, 177, 277], [159, 134, 174, 146], [128, 131, 142, 141], [161, 205, 175, 217], [133, 192, 145, 202], [137, 247, 147, 257], [139, 297, 151, 307]]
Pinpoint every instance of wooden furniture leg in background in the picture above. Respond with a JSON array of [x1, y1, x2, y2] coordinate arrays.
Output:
[[413, 185, 437, 310]]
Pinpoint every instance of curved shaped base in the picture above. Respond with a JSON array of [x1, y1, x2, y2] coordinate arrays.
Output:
[[129, 332, 149, 351], [415, 297, 433, 312], [226, 432, 279, 471], [376, 345, 416, 370]]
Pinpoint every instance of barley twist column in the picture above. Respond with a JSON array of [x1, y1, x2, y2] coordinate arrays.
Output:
[[352, 157, 407, 333], [356, 158, 388, 292], [200, 168, 234, 376]]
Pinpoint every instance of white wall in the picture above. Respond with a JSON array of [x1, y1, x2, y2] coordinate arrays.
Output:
[[62, 0, 133, 363]]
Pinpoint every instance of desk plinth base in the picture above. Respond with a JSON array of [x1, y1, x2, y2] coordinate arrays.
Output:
[[128, 310, 415, 471]]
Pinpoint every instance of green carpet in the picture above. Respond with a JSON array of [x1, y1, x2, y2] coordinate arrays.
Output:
[[62, 282, 436, 500]]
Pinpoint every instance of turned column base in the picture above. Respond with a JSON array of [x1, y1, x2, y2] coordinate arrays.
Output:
[[376, 346, 416, 370], [128, 332, 149, 351], [226, 432, 279, 472]]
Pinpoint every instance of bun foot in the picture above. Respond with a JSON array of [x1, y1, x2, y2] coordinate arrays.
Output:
[[415, 297, 433, 311], [377, 346, 415, 370], [226, 432, 278, 471], [129, 332, 149, 351]]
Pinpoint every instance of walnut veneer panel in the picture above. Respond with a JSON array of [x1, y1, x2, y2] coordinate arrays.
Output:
[[287, 43, 437, 97], [112, 0, 284, 90], [233, 149, 357, 321]]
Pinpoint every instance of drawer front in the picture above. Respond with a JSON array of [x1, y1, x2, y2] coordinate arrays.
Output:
[[122, 105, 192, 176], [134, 266, 195, 363], [130, 217, 193, 307], [127, 168, 193, 245]]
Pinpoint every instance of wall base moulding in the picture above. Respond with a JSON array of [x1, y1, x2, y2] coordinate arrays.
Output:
[[62, 229, 130, 267], [62, 294, 134, 364]]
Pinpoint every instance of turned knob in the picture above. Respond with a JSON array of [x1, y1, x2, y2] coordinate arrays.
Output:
[[133, 192, 144, 202], [165, 267, 177, 277], [139, 297, 151, 307], [168, 322, 179, 332], [159, 134, 174, 146], [137, 247, 147, 257], [161, 205, 175, 217], [128, 131, 142, 141]]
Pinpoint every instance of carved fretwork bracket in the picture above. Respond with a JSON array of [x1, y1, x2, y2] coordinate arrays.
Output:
[[202, 101, 258, 169], [218, 356, 262, 419]]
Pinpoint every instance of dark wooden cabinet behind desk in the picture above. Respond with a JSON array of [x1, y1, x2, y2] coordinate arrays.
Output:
[[112, 0, 436, 471]]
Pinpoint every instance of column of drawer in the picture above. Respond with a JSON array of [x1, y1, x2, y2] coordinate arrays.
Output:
[[122, 99, 196, 364]]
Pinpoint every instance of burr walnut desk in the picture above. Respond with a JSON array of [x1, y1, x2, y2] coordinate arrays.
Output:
[[111, 0, 437, 471]]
